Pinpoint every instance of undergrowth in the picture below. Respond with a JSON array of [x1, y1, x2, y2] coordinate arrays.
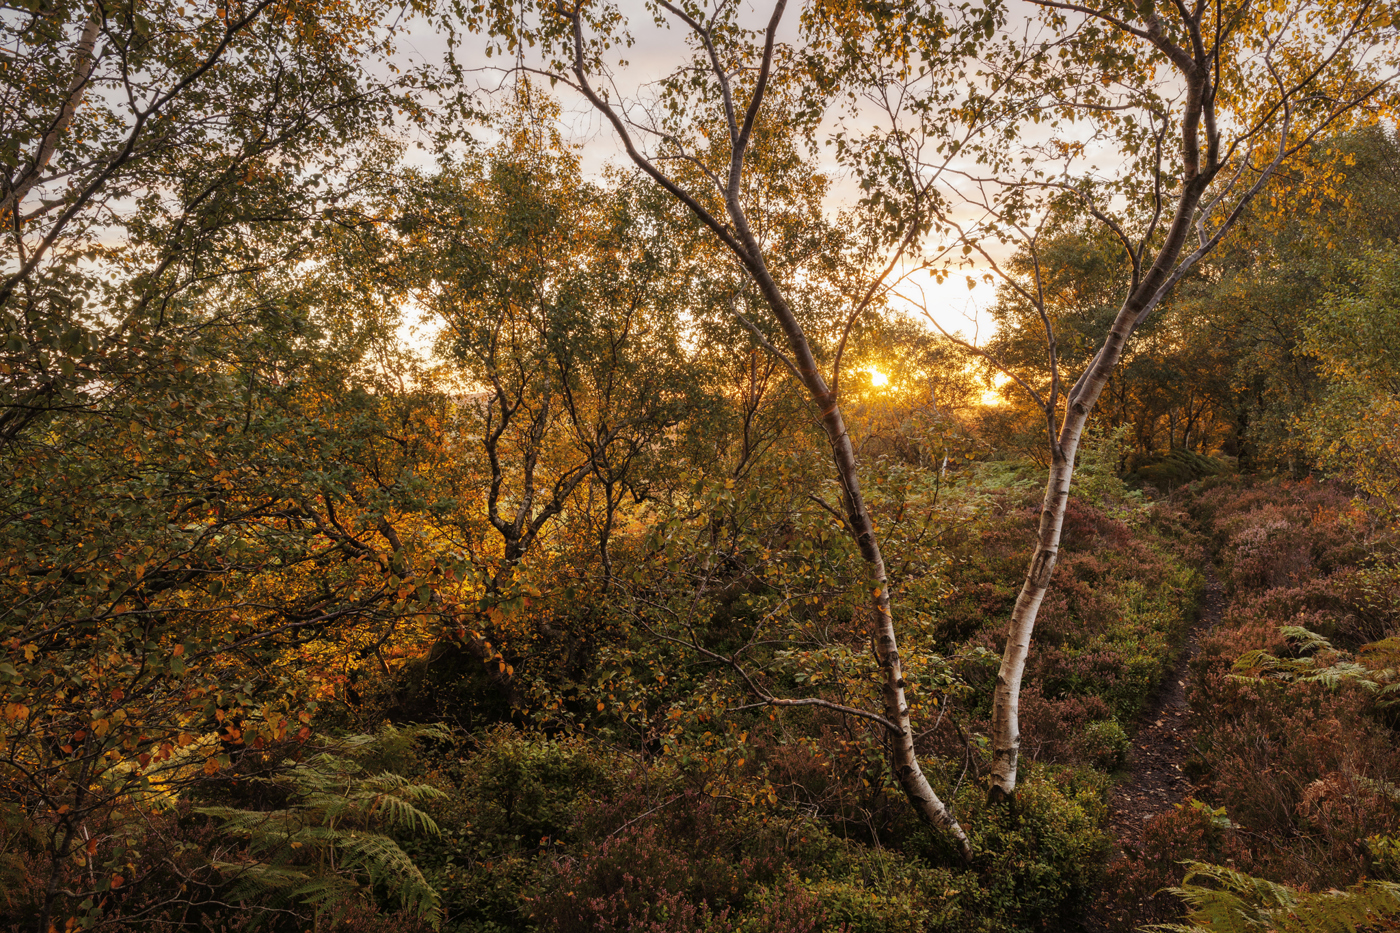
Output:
[[0, 465, 1209, 932], [1105, 477, 1400, 930]]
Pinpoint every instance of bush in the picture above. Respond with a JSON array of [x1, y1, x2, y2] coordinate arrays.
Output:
[[1102, 800, 1235, 930], [941, 479, 1200, 734], [953, 771, 1111, 933], [1079, 720, 1130, 773], [1165, 478, 1400, 894], [405, 727, 619, 931], [533, 821, 749, 933], [1123, 449, 1231, 491]]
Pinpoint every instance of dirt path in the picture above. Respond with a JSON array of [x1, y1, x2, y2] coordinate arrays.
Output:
[[1106, 562, 1224, 847], [1085, 558, 1225, 929]]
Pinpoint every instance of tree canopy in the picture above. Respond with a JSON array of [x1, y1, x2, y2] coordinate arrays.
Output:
[[2, 1, 1399, 930]]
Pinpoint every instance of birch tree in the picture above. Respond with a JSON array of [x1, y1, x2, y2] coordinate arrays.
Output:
[[875, 0, 1400, 803], [456, 0, 1008, 857]]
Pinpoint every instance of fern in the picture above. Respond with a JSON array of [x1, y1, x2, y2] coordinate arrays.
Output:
[[1231, 626, 1400, 701], [1153, 862, 1400, 933], [197, 723, 448, 928]]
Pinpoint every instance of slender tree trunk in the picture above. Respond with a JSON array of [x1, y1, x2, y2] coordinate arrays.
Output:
[[987, 419, 1086, 802], [1, 10, 100, 225], [824, 393, 972, 855], [37, 812, 77, 933], [736, 231, 972, 856], [564, 0, 971, 855], [988, 156, 1217, 800]]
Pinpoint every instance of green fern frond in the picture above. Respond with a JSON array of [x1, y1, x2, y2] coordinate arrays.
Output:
[[207, 859, 359, 914], [1153, 861, 1400, 933], [1230, 626, 1400, 697], [196, 724, 447, 928], [1280, 626, 1335, 652]]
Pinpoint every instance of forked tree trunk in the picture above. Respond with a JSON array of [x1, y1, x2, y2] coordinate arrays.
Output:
[[987, 323, 1141, 802], [985, 0, 1387, 799]]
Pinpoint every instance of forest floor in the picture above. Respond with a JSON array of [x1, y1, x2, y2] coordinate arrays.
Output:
[[1085, 558, 1226, 929]]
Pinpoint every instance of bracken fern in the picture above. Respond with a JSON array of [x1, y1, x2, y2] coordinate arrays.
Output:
[[196, 724, 447, 928], [1153, 862, 1400, 933]]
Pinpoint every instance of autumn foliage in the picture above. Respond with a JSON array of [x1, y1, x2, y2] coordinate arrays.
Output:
[[2, 0, 1400, 930]]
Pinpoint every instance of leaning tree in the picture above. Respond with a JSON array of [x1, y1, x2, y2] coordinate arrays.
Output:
[[452, 0, 1398, 852], [850, 0, 1399, 802]]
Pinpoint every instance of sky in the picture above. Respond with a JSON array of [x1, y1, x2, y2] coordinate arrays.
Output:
[[385, 0, 1005, 354]]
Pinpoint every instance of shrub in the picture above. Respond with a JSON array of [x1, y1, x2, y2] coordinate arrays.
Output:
[[1124, 450, 1231, 491], [953, 771, 1110, 933], [1101, 800, 1235, 930], [531, 794, 785, 933], [1169, 478, 1400, 894], [444, 727, 612, 849], [1079, 720, 1130, 773], [1017, 687, 1115, 766], [407, 727, 620, 931], [942, 479, 1199, 735], [534, 825, 743, 933]]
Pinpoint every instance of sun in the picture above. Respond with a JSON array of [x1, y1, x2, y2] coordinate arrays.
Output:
[[979, 372, 1011, 406], [866, 366, 889, 388]]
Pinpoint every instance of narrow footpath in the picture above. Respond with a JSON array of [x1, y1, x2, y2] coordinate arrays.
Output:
[[1086, 558, 1226, 929], [1108, 562, 1224, 847]]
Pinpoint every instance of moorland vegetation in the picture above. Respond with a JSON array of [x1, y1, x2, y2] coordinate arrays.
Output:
[[2, 0, 1399, 930]]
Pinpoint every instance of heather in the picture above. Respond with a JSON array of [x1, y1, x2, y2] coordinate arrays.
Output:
[[376, 466, 1201, 933], [4, 1, 1398, 928], [1103, 478, 1400, 927]]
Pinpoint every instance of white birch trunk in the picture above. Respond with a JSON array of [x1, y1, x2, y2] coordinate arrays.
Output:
[[0, 10, 101, 224], [987, 176, 1215, 802]]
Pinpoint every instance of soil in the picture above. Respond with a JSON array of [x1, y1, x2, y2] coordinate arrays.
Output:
[[1107, 562, 1224, 847], [1083, 558, 1226, 930]]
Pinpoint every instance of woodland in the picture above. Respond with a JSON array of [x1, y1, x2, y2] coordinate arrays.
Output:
[[3, 0, 1400, 930]]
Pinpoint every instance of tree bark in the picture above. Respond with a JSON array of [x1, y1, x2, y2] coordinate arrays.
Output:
[[987, 150, 1218, 803], [563, 0, 973, 856], [0, 9, 100, 225]]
